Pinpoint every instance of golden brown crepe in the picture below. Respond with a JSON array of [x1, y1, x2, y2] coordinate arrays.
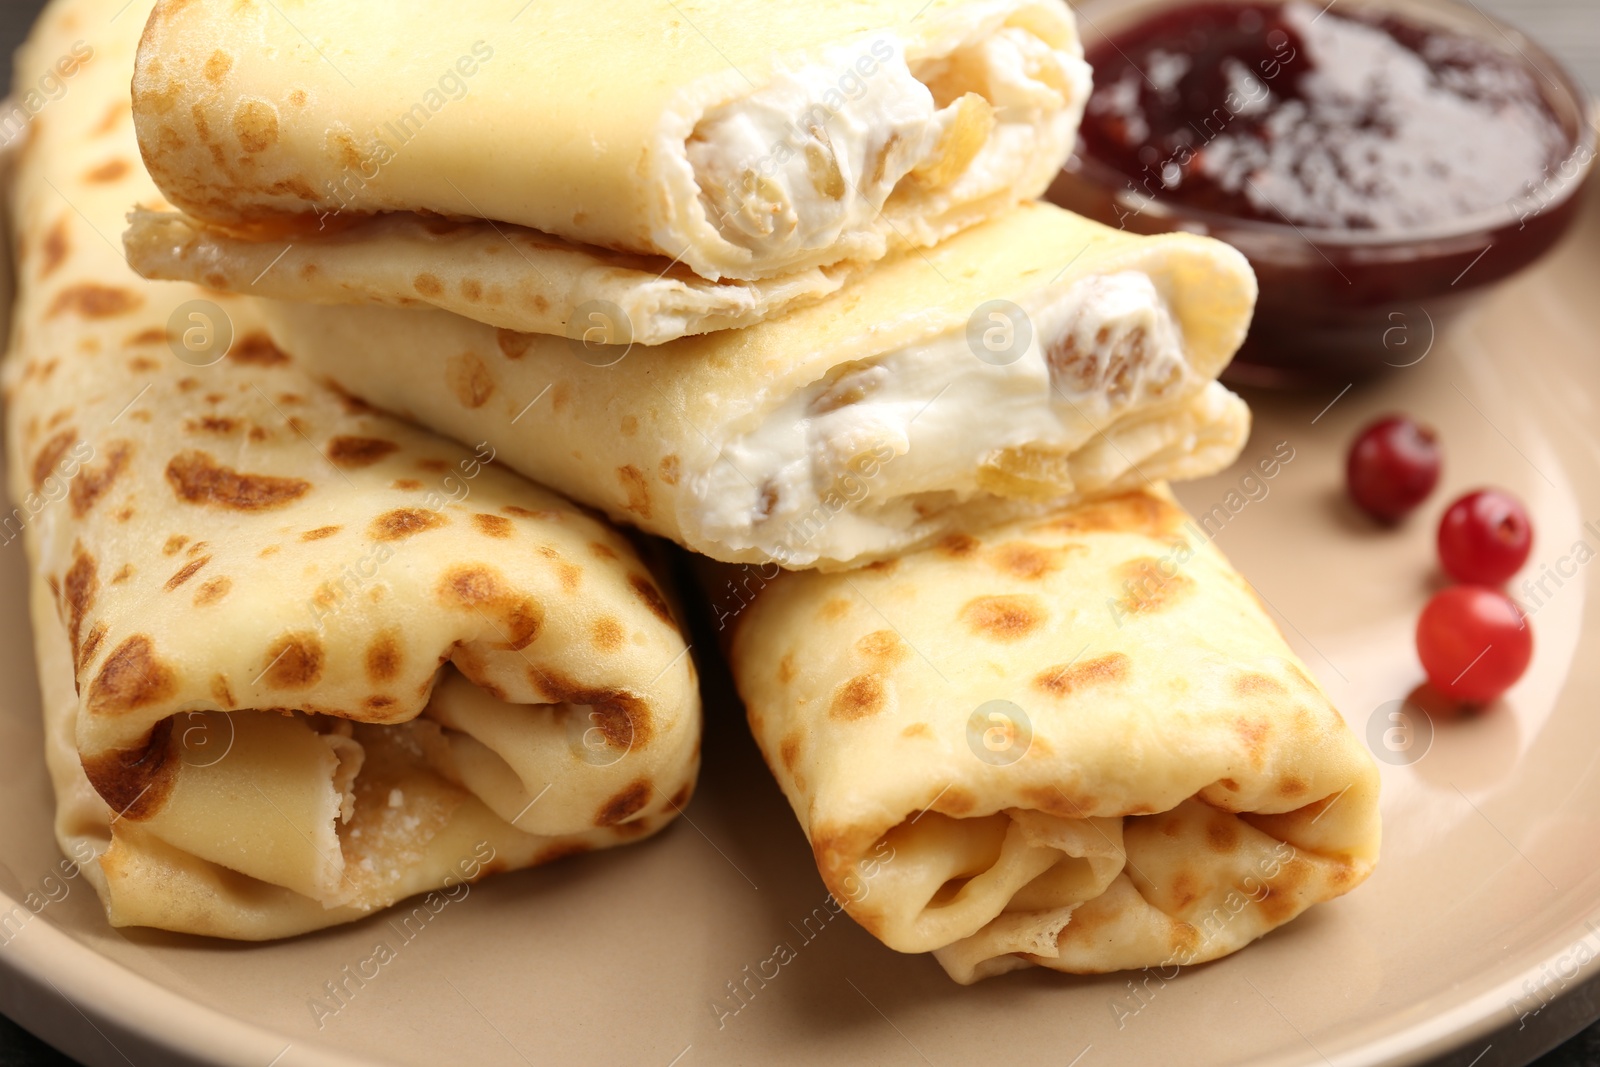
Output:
[[727, 486, 1380, 982], [126, 0, 1091, 338], [262, 202, 1257, 570], [6, 0, 700, 939]]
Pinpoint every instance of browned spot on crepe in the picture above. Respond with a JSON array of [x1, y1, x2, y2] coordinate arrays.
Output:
[[1255, 859, 1313, 924], [232, 99, 279, 152], [591, 617, 625, 653], [537, 842, 591, 865], [300, 525, 341, 542], [780, 732, 802, 772], [164, 556, 210, 591], [1233, 672, 1289, 697], [864, 559, 897, 575], [72, 442, 133, 517], [446, 352, 494, 408], [777, 654, 796, 685], [829, 675, 885, 721], [471, 513, 512, 538], [92, 102, 124, 135], [590, 542, 618, 562], [40, 219, 68, 276], [991, 542, 1061, 580], [48, 284, 141, 319], [658, 455, 681, 486], [938, 532, 980, 559], [1168, 870, 1200, 910], [187, 415, 238, 434], [596, 779, 652, 826], [79, 622, 108, 669], [370, 507, 445, 541], [937, 786, 978, 815], [80, 718, 176, 821], [1205, 815, 1240, 854], [204, 49, 232, 83], [901, 722, 932, 739], [1278, 775, 1309, 798], [617, 465, 651, 517], [261, 633, 324, 689], [819, 598, 851, 622], [496, 329, 532, 360], [64, 550, 96, 665], [231, 333, 288, 365], [1116, 557, 1194, 616], [628, 574, 674, 626], [438, 565, 543, 650], [1034, 652, 1130, 698], [1048, 490, 1185, 538], [531, 673, 652, 749], [327, 435, 399, 468], [1232, 718, 1271, 768], [854, 629, 906, 665], [413, 273, 445, 297], [365, 632, 402, 682], [193, 577, 231, 606], [31, 430, 76, 491], [84, 159, 130, 183], [167, 451, 310, 510], [87, 636, 178, 716], [961, 595, 1045, 641]]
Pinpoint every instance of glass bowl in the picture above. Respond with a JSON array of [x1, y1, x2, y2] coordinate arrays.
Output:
[[1047, 0, 1597, 387]]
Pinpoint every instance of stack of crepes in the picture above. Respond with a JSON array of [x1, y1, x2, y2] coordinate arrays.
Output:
[[10, 0, 1379, 976], [6, 0, 700, 939]]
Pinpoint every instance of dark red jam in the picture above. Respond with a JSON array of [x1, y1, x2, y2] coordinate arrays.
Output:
[[1077, 1, 1570, 230]]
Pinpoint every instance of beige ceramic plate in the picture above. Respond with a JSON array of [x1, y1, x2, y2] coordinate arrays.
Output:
[[3, 188, 1600, 1067]]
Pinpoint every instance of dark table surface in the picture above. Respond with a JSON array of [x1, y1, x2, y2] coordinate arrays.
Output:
[[1, 0, 1598, 1064]]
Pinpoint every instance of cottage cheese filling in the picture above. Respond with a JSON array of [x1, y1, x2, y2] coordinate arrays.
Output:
[[690, 272, 1193, 564], [687, 28, 1082, 263]]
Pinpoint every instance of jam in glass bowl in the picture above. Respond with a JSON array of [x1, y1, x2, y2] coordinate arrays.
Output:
[[1049, 0, 1597, 386]]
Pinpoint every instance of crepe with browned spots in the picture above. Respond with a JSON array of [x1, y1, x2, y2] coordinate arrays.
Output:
[[123, 0, 1092, 340], [728, 485, 1379, 982], [260, 202, 1257, 569], [4, 0, 699, 940]]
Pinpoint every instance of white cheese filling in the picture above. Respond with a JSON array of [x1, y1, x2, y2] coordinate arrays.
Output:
[[689, 272, 1194, 564], [687, 28, 1083, 264]]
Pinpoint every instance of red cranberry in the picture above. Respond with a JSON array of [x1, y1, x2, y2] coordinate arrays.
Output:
[[1416, 586, 1533, 704], [1437, 489, 1533, 585], [1346, 415, 1441, 523]]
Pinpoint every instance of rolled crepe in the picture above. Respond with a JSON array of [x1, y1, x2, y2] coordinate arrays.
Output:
[[124, 208, 868, 345], [125, 0, 1091, 338], [727, 486, 1380, 982], [7, 0, 699, 939], [262, 202, 1256, 569]]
